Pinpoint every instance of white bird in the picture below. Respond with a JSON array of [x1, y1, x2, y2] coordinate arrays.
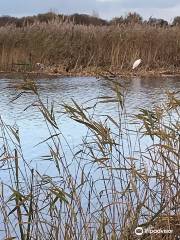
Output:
[[132, 59, 142, 70]]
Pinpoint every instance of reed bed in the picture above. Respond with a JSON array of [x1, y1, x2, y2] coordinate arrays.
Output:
[[0, 78, 179, 239], [0, 21, 180, 74]]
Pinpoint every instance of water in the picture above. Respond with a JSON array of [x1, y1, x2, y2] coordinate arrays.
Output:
[[0, 75, 179, 238], [0, 76, 180, 176]]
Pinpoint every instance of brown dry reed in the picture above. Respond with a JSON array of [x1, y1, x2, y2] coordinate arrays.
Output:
[[0, 20, 180, 73]]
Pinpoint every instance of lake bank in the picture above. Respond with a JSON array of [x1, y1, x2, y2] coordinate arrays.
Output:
[[1, 21, 180, 80], [1, 67, 180, 80]]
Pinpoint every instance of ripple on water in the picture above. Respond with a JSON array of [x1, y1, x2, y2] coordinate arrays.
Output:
[[0, 76, 179, 172]]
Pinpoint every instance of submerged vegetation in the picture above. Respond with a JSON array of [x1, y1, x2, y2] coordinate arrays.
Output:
[[0, 78, 179, 239], [0, 12, 180, 75]]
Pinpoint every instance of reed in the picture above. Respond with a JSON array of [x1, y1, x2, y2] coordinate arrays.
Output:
[[0, 78, 179, 239], [0, 21, 180, 74]]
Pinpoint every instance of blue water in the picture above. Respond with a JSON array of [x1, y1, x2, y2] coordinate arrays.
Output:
[[0, 76, 179, 176]]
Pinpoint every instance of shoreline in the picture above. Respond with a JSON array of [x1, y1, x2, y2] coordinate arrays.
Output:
[[0, 68, 180, 79]]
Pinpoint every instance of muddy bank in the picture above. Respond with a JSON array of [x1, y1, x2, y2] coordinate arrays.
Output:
[[0, 67, 180, 80]]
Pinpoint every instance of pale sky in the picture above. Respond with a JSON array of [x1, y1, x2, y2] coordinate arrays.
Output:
[[0, 0, 180, 22]]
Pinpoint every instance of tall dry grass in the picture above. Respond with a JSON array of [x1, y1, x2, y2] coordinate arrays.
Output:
[[0, 21, 180, 73], [0, 78, 179, 239]]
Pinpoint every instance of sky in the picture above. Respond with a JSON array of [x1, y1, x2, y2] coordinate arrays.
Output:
[[0, 0, 180, 22]]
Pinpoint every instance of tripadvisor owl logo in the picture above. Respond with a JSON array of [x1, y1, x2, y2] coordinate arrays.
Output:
[[135, 227, 143, 236]]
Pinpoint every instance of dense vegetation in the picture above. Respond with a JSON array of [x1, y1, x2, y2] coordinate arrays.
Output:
[[0, 12, 180, 74]]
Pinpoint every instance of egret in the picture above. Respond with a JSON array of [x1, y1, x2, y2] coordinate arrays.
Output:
[[132, 59, 142, 70]]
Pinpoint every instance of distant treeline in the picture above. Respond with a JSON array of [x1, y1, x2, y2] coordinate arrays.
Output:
[[0, 12, 180, 27]]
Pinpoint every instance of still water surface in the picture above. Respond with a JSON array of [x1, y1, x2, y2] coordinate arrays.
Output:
[[0, 76, 179, 176]]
